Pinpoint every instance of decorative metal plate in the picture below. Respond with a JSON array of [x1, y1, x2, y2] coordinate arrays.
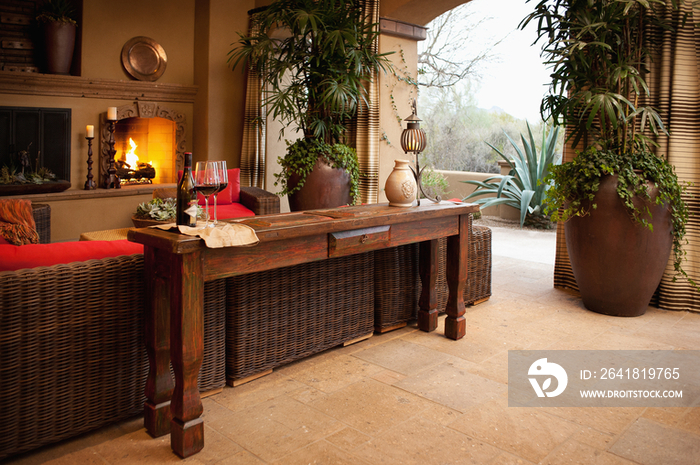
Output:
[[121, 36, 167, 81]]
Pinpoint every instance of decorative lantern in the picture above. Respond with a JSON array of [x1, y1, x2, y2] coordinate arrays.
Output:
[[400, 99, 439, 205]]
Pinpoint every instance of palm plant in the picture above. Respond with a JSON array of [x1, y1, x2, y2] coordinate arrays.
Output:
[[462, 123, 561, 228], [229, 0, 391, 209], [229, 0, 391, 144], [523, 0, 692, 283]]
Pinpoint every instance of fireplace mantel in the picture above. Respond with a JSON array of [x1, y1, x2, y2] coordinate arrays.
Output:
[[0, 72, 198, 103]]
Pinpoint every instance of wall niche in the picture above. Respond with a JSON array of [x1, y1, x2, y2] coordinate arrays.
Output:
[[0, 106, 71, 194]]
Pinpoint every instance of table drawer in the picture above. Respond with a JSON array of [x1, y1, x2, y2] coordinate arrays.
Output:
[[329, 226, 390, 257]]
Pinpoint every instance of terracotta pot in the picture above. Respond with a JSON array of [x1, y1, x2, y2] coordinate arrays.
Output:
[[287, 157, 352, 211], [385, 159, 416, 207], [43, 21, 76, 75], [565, 174, 673, 317]]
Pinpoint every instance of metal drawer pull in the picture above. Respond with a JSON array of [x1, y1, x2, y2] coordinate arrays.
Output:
[[361, 234, 369, 243]]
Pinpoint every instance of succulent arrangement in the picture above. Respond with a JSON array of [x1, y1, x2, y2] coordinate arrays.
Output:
[[1, 147, 58, 185], [134, 198, 204, 222]]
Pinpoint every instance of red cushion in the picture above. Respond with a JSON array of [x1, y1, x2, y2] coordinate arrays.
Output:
[[0, 240, 144, 272], [0, 236, 9, 245], [215, 203, 255, 220], [178, 168, 240, 205]]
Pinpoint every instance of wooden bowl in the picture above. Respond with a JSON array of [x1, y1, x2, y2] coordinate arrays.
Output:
[[131, 215, 171, 228]]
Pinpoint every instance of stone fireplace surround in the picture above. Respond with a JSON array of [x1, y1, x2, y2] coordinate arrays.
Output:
[[101, 101, 186, 187], [0, 72, 197, 242]]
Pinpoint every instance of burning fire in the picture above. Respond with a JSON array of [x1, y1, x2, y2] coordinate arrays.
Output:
[[124, 138, 152, 168], [125, 138, 139, 168]]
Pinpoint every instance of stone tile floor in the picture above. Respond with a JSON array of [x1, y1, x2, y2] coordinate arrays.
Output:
[[6, 226, 700, 464]]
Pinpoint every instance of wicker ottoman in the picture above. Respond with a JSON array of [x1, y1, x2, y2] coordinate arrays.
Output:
[[374, 219, 492, 333], [436, 225, 493, 309], [79, 227, 132, 241], [374, 243, 420, 333], [226, 252, 375, 384]]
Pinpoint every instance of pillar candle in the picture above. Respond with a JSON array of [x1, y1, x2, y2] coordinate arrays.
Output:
[[107, 107, 117, 120], [86, 125, 94, 138]]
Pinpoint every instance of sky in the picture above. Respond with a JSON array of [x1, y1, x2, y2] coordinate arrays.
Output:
[[423, 0, 552, 122]]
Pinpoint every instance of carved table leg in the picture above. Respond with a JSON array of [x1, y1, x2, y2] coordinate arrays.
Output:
[[144, 247, 174, 437], [418, 239, 439, 332], [445, 214, 469, 340], [169, 251, 205, 458]]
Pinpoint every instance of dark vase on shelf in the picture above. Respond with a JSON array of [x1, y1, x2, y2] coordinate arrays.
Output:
[[42, 21, 76, 75]]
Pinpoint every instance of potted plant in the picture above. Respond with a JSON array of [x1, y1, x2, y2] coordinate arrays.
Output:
[[522, 0, 694, 316], [228, 0, 391, 211], [36, 0, 77, 75], [132, 198, 204, 228]]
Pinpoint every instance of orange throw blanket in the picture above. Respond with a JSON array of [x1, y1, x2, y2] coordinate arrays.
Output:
[[0, 199, 39, 245]]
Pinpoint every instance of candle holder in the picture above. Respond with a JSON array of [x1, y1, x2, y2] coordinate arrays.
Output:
[[104, 119, 121, 189], [84, 136, 96, 190]]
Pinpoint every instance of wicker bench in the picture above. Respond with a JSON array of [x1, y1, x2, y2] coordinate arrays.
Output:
[[31, 203, 50, 244]]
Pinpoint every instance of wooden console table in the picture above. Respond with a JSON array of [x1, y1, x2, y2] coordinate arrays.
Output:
[[127, 201, 478, 458]]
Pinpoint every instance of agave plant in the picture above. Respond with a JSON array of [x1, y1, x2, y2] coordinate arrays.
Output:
[[462, 123, 561, 228]]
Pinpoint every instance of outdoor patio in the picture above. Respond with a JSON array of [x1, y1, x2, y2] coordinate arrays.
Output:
[[6, 226, 700, 465]]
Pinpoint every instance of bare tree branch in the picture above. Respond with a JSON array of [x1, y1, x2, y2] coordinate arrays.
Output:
[[417, 3, 507, 88]]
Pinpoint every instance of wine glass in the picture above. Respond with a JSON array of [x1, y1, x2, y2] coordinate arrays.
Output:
[[212, 161, 228, 226], [194, 161, 219, 228]]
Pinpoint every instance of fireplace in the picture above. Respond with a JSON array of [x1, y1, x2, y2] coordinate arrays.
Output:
[[100, 102, 185, 188]]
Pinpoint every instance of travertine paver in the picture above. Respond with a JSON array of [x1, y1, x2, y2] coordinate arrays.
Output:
[[5, 226, 700, 465]]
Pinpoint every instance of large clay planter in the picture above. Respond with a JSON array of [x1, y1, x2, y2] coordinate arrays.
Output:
[[287, 157, 352, 211], [565, 174, 673, 317], [42, 21, 76, 75]]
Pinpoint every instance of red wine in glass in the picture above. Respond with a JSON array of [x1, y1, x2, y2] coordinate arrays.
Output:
[[195, 184, 218, 196], [194, 161, 219, 228], [213, 161, 228, 225]]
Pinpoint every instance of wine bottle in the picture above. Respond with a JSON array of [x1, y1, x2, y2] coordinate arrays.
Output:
[[176, 152, 197, 226]]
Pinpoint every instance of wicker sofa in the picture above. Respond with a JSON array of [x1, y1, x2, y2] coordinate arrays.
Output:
[[0, 187, 279, 460]]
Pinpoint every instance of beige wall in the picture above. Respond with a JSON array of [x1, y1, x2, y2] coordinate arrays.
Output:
[[81, 0, 195, 84], [377, 34, 419, 203], [194, 0, 255, 167], [47, 194, 153, 242]]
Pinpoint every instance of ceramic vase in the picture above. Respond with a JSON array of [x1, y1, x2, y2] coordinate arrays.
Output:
[[43, 21, 76, 75], [385, 159, 416, 207]]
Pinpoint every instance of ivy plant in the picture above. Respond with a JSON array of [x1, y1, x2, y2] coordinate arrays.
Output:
[[544, 147, 693, 285], [274, 139, 361, 205]]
